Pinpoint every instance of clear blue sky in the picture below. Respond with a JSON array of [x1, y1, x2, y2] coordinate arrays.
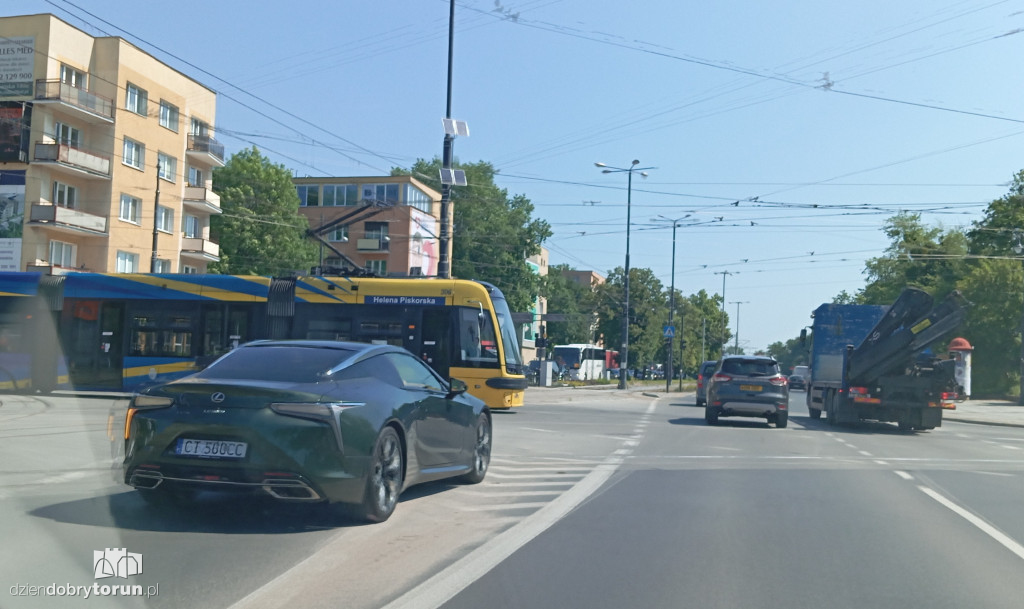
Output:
[[11, 0, 1024, 353]]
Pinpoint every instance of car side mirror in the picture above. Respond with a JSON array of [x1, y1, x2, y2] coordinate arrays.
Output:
[[448, 377, 469, 398]]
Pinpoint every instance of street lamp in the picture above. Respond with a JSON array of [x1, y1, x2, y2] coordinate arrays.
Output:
[[730, 300, 750, 354], [596, 160, 654, 389], [654, 214, 691, 392], [1014, 230, 1024, 405]]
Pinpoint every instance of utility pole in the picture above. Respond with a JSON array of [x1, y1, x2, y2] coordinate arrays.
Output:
[[151, 166, 160, 272], [437, 0, 456, 279]]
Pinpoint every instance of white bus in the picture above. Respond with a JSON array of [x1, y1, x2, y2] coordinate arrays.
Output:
[[551, 344, 607, 381]]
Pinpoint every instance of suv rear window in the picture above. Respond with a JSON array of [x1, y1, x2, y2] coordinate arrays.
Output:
[[720, 359, 780, 377]]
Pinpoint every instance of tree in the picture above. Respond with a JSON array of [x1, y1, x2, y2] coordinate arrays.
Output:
[[766, 335, 809, 374], [860, 212, 968, 304], [670, 289, 729, 376], [393, 158, 551, 312], [542, 265, 596, 346], [592, 266, 669, 373], [210, 147, 317, 275]]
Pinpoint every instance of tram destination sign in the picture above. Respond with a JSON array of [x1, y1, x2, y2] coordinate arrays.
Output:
[[366, 295, 445, 306]]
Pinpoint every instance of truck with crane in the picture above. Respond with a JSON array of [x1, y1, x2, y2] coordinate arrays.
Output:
[[805, 287, 968, 431]]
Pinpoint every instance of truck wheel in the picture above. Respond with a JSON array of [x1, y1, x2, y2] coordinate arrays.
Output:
[[809, 408, 822, 420], [705, 406, 718, 425], [825, 391, 836, 425]]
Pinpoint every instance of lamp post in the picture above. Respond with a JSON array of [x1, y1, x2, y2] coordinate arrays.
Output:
[[596, 160, 653, 389], [1014, 230, 1024, 405], [730, 300, 750, 354], [654, 214, 691, 392]]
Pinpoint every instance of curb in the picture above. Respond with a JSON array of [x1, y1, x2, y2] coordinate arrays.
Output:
[[941, 416, 1024, 430]]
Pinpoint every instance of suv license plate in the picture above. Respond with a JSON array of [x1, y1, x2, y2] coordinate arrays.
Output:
[[740, 384, 763, 392], [175, 438, 248, 459]]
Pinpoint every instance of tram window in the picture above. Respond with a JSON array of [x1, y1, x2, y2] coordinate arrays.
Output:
[[360, 321, 403, 336], [134, 316, 157, 328], [203, 309, 224, 355], [161, 331, 192, 356], [455, 308, 499, 368], [131, 330, 159, 356], [306, 319, 352, 341], [0, 326, 21, 351]]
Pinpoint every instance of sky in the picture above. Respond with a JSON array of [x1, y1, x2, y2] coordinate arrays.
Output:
[[9, 0, 1024, 353]]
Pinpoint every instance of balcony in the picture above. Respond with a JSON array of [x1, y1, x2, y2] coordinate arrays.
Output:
[[187, 134, 225, 166], [357, 238, 390, 252], [28, 203, 107, 236], [34, 80, 115, 124], [33, 142, 111, 179], [183, 186, 222, 214], [181, 237, 220, 262]]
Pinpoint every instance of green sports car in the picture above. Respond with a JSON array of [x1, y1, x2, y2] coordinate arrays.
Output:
[[123, 340, 491, 522]]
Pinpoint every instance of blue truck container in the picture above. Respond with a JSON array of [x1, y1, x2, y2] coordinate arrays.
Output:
[[806, 303, 887, 419]]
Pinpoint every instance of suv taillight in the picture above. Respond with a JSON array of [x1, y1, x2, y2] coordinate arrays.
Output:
[[768, 375, 788, 386], [712, 373, 732, 382]]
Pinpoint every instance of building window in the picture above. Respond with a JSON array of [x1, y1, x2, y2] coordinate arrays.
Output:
[[188, 166, 204, 187], [52, 182, 77, 208], [156, 206, 174, 233], [323, 184, 358, 206], [361, 183, 400, 203], [60, 64, 85, 89], [54, 123, 81, 148], [191, 118, 208, 136], [159, 100, 179, 132], [49, 240, 74, 267], [116, 251, 139, 273], [183, 214, 201, 238], [125, 83, 148, 115], [182, 265, 199, 274], [410, 266, 423, 276], [158, 152, 177, 182], [365, 221, 389, 242], [365, 259, 387, 276], [328, 227, 348, 242], [296, 185, 319, 207], [152, 259, 171, 273], [123, 138, 144, 170], [119, 194, 141, 223], [405, 185, 432, 213]]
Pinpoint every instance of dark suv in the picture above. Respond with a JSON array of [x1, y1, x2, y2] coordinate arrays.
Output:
[[695, 360, 718, 407], [705, 355, 789, 428]]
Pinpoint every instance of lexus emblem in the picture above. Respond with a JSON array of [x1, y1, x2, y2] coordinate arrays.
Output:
[[211, 392, 226, 404]]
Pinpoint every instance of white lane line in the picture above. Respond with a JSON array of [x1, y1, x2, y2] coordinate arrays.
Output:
[[487, 466, 591, 473], [459, 502, 550, 512], [485, 472, 584, 480], [521, 427, 557, 434], [859, 450, 873, 457], [1000, 445, 1021, 451], [458, 490, 564, 498], [918, 486, 1024, 561], [380, 388, 659, 609], [874, 460, 890, 466], [894, 470, 914, 481], [484, 481, 576, 488]]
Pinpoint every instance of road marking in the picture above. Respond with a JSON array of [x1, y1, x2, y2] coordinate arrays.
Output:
[[521, 427, 557, 434], [1001, 445, 1021, 451], [874, 460, 890, 466], [918, 485, 1024, 561], [459, 490, 565, 498], [488, 466, 591, 473], [459, 502, 550, 512], [484, 481, 576, 488], [859, 450, 873, 457], [894, 470, 914, 480], [485, 472, 584, 480], [379, 397, 659, 609]]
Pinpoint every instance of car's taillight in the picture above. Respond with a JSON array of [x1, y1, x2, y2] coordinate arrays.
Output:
[[712, 373, 732, 382], [848, 386, 869, 396], [271, 402, 363, 452], [124, 395, 174, 439], [768, 376, 788, 386]]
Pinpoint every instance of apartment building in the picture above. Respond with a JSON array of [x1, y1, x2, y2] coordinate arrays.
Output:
[[293, 175, 446, 278], [0, 13, 222, 274]]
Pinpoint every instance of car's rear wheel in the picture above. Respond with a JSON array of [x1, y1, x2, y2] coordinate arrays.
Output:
[[357, 426, 404, 523], [460, 412, 491, 484], [705, 406, 718, 425], [775, 411, 789, 428]]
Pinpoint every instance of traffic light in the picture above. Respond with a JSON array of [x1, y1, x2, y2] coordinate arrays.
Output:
[[679, 339, 687, 349]]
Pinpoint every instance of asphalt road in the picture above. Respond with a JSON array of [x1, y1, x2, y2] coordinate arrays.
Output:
[[2, 389, 1023, 608]]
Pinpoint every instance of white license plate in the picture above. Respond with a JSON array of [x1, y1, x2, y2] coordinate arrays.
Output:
[[175, 438, 248, 459]]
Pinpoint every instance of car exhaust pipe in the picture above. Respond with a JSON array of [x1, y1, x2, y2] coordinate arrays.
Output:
[[130, 471, 164, 489], [261, 480, 321, 501]]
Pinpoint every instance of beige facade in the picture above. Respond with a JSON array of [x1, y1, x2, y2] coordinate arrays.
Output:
[[0, 14, 222, 274], [293, 175, 447, 277]]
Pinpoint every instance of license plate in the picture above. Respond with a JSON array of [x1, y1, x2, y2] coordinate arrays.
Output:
[[175, 438, 248, 459], [740, 384, 763, 392]]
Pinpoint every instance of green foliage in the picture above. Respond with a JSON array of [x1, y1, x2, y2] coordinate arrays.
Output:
[[393, 158, 551, 312], [210, 147, 317, 275], [542, 265, 596, 345], [955, 259, 1021, 396], [766, 335, 809, 374], [860, 212, 968, 303]]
